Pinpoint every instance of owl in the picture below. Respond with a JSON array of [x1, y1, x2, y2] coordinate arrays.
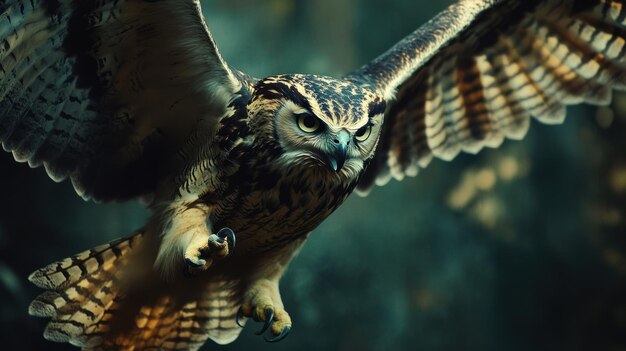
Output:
[[1, 0, 625, 350]]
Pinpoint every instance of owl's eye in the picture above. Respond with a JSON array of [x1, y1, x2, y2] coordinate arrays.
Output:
[[297, 113, 322, 133], [354, 125, 372, 142]]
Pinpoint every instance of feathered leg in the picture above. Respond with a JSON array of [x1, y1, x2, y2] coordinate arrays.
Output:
[[154, 204, 236, 278], [236, 235, 309, 342]]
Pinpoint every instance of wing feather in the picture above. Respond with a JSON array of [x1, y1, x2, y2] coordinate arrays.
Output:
[[349, 0, 626, 193], [0, 0, 242, 201]]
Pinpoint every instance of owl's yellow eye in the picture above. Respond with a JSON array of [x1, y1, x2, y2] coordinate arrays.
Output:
[[354, 125, 372, 142], [297, 113, 321, 133]]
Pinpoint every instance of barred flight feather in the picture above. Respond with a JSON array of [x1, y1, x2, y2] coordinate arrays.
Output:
[[351, 0, 626, 194], [0, 0, 240, 201], [28, 232, 243, 350]]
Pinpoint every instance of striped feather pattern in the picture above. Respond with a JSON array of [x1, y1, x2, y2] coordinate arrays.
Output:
[[28, 233, 244, 350], [352, 0, 626, 192], [97, 280, 242, 351], [0, 0, 239, 201], [29, 233, 143, 347]]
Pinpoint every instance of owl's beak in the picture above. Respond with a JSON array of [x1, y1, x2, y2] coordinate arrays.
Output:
[[326, 130, 350, 173]]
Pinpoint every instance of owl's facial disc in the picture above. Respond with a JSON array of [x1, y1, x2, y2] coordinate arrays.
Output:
[[260, 74, 384, 176], [292, 111, 351, 172], [270, 97, 384, 176], [290, 109, 362, 173], [289, 109, 351, 172]]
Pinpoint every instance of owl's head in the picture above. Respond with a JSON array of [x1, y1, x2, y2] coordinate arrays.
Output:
[[248, 74, 386, 178]]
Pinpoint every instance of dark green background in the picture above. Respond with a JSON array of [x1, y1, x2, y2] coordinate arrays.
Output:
[[1, 1, 626, 350]]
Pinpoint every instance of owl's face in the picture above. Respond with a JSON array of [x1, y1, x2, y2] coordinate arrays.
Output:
[[249, 74, 386, 179]]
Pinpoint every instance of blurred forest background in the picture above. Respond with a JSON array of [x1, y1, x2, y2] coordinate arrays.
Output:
[[1, 0, 626, 350]]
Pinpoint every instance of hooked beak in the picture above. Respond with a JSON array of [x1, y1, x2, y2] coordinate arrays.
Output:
[[326, 130, 350, 173]]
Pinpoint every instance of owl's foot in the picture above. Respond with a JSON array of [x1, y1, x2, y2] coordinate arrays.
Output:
[[184, 227, 236, 274], [237, 279, 292, 343]]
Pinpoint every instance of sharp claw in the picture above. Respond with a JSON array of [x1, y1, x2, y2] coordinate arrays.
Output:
[[229, 231, 236, 250], [184, 257, 203, 268], [236, 307, 245, 328], [217, 227, 236, 250], [256, 308, 274, 335], [264, 326, 291, 343]]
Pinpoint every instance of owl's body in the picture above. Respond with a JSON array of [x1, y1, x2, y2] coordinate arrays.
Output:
[[156, 75, 375, 261], [203, 75, 380, 252], [52, 74, 384, 349], [4, 0, 626, 349]]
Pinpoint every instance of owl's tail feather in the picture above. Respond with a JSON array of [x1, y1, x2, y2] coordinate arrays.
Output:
[[28, 232, 144, 349], [28, 231, 244, 351]]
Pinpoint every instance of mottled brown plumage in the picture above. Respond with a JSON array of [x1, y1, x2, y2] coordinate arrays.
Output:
[[1, 0, 625, 349]]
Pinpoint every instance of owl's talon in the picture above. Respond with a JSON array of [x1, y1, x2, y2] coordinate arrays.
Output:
[[240, 279, 292, 342], [236, 307, 245, 328], [207, 227, 236, 259], [183, 227, 236, 272], [265, 326, 291, 343], [216, 227, 236, 250], [256, 308, 274, 335], [184, 257, 204, 268]]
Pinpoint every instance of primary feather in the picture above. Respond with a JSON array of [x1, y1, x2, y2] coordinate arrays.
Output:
[[350, 0, 626, 193], [0, 0, 239, 201]]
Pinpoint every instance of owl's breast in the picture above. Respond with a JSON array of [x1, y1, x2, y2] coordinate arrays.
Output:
[[209, 164, 359, 254]]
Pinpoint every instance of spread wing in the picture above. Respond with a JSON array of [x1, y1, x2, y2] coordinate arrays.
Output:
[[0, 0, 241, 201], [348, 0, 626, 193]]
